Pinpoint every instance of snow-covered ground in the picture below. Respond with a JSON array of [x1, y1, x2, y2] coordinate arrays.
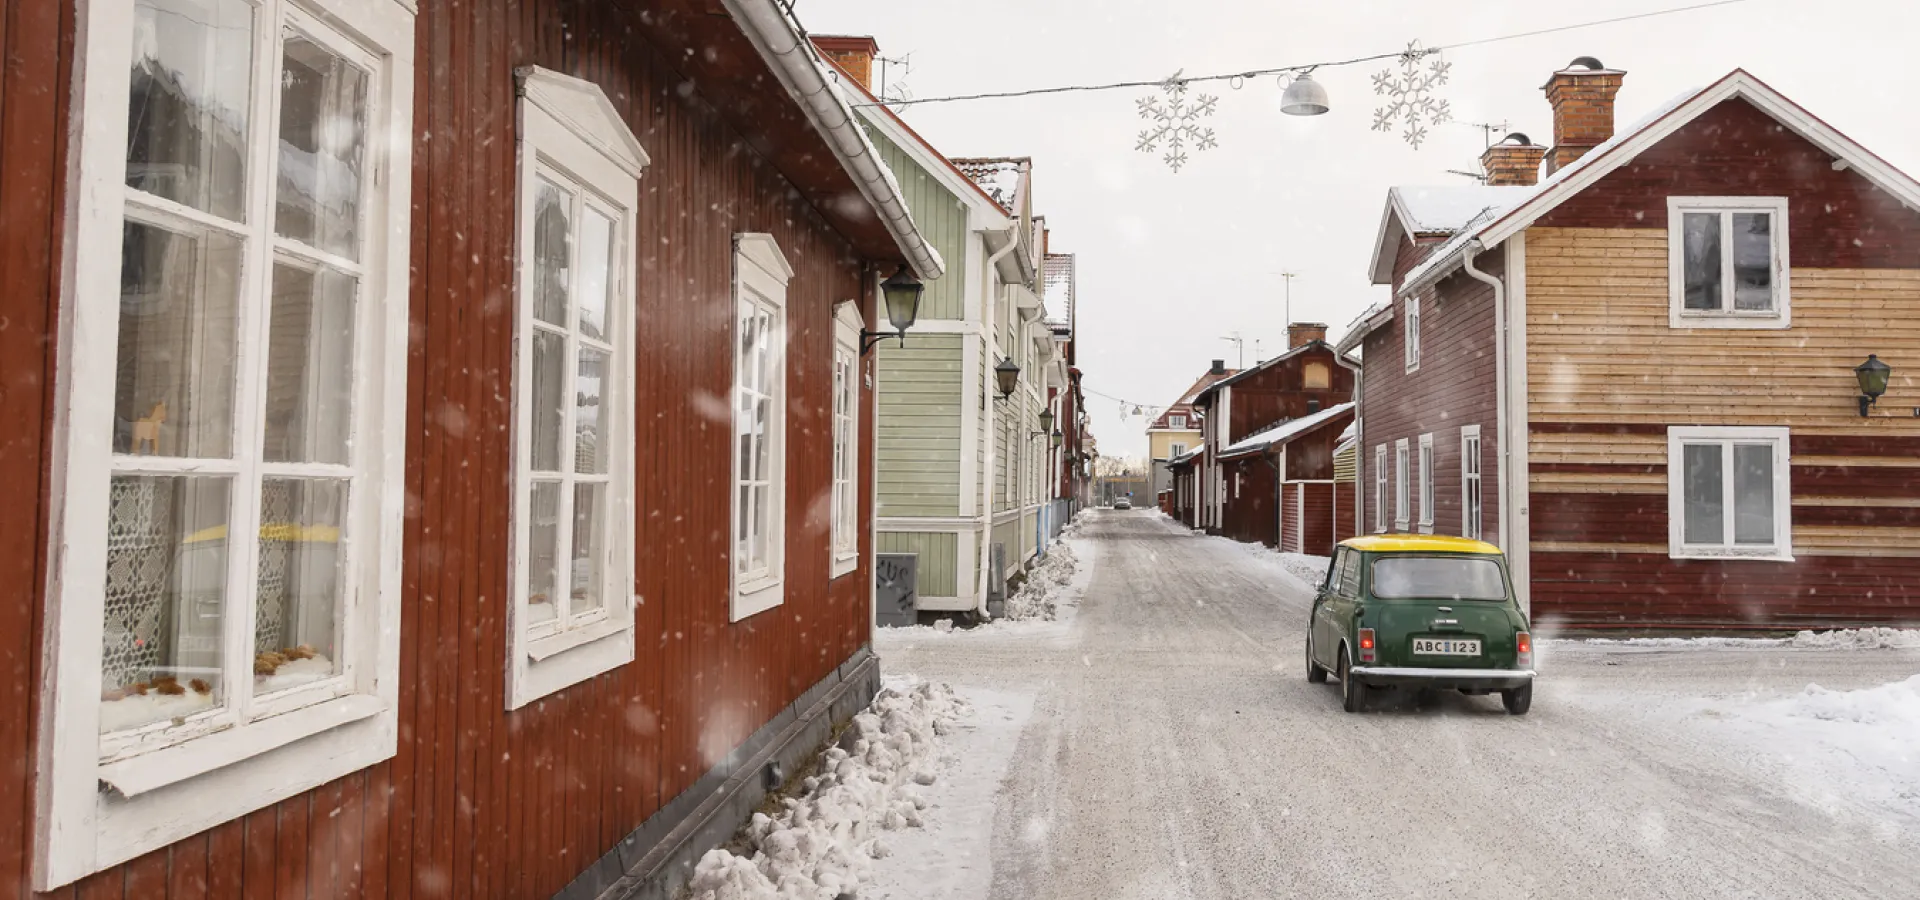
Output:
[[875, 526, 1097, 647]]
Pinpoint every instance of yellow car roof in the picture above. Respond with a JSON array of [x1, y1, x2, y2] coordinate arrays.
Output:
[[1339, 534, 1505, 555]]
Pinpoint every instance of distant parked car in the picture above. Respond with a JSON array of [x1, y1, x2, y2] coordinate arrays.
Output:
[[1306, 535, 1535, 715], [1113, 497, 1132, 510]]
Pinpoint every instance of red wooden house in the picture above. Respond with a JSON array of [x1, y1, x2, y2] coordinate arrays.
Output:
[[1190, 324, 1355, 549], [1344, 59, 1920, 630], [3, 1, 945, 897]]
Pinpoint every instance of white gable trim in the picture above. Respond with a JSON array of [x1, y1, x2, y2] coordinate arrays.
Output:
[[850, 104, 1015, 227], [736, 233, 796, 284], [517, 66, 649, 178], [1478, 69, 1920, 251]]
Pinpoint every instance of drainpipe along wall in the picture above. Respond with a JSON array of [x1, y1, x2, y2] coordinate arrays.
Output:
[[977, 227, 1023, 616], [1460, 240, 1507, 553]]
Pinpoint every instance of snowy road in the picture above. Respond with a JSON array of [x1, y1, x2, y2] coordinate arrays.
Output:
[[875, 510, 1920, 900]]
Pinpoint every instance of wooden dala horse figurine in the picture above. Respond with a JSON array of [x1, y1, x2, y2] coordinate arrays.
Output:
[[133, 401, 166, 455]]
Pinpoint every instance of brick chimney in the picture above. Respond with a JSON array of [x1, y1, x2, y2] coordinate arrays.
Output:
[[1480, 132, 1548, 186], [1287, 322, 1328, 349], [810, 35, 880, 93], [1542, 56, 1625, 175], [1210, 359, 1226, 375]]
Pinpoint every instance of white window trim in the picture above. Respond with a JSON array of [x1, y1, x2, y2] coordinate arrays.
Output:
[[1169, 442, 1187, 458], [1169, 414, 1187, 430], [1394, 439, 1411, 532], [731, 233, 794, 621], [1666, 196, 1791, 330], [37, 0, 416, 888], [1666, 426, 1794, 562], [1404, 294, 1421, 373], [1373, 444, 1387, 533], [505, 67, 646, 709], [830, 302, 862, 580], [1460, 425, 1482, 541], [1417, 433, 1435, 532]]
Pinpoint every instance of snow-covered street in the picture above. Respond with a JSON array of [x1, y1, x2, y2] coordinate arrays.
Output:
[[875, 509, 1920, 900]]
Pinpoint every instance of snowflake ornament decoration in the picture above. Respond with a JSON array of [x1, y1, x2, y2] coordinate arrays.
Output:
[[1136, 74, 1218, 173], [1371, 41, 1452, 149]]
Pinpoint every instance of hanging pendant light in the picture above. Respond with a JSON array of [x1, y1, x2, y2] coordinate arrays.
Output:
[[1281, 72, 1329, 117]]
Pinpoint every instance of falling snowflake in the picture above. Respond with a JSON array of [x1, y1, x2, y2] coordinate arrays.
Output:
[[1371, 41, 1452, 149], [1136, 77, 1218, 173]]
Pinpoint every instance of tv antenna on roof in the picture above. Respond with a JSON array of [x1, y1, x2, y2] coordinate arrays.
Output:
[[1455, 119, 1511, 149], [876, 51, 914, 103]]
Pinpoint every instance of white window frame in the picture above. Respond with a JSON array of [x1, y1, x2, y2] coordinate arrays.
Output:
[[731, 234, 794, 621], [1394, 439, 1411, 531], [1373, 444, 1387, 533], [1417, 433, 1435, 532], [830, 302, 862, 579], [1404, 294, 1421, 372], [37, 0, 416, 888], [1169, 441, 1187, 458], [1666, 426, 1793, 561], [1666, 196, 1791, 329], [505, 67, 647, 709], [1460, 425, 1483, 541], [1169, 414, 1188, 430]]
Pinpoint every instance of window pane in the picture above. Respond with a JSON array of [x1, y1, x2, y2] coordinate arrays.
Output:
[[1682, 213, 1723, 311], [1683, 444, 1725, 545], [577, 207, 614, 342], [737, 302, 758, 393], [126, 0, 253, 220], [736, 483, 751, 574], [116, 220, 242, 459], [254, 479, 344, 693], [753, 397, 772, 486], [575, 349, 608, 474], [1731, 212, 1773, 312], [263, 263, 356, 464], [1372, 557, 1507, 601], [530, 330, 566, 472], [527, 481, 561, 623], [275, 34, 369, 259], [570, 484, 605, 612], [532, 178, 572, 327], [100, 475, 229, 734], [752, 484, 771, 570], [1733, 444, 1775, 545]]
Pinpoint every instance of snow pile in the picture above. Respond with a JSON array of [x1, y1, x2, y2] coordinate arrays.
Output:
[[1777, 674, 1920, 728], [688, 681, 971, 900], [1689, 674, 1920, 820], [1789, 627, 1920, 650], [1003, 539, 1078, 621]]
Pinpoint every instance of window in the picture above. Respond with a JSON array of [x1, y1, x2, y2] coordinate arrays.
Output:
[[1460, 426, 1483, 540], [1169, 413, 1188, 430], [1394, 439, 1411, 531], [830, 303, 861, 578], [732, 234, 794, 620], [1372, 557, 1508, 601], [1404, 294, 1421, 372], [1373, 445, 1387, 534], [40, 0, 416, 887], [1667, 426, 1792, 560], [1417, 433, 1434, 532], [1169, 442, 1187, 458], [1304, 361, 1331, 390], [507, 68, 646, 708], [1667, 197, 1790, 328]]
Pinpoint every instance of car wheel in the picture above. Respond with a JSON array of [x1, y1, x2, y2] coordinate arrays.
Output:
[[1501, 683, 1533, 716], [1338, 647, 1368, 713], [1306, 636, 1327, 684]]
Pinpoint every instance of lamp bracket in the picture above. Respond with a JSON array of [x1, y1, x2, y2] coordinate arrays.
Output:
[[860, 329, 906, 355]]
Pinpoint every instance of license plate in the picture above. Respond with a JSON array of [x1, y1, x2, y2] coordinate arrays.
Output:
[[1411, 637, 1481, 656]]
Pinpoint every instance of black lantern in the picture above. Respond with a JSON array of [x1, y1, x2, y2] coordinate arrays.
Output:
[[1050, 428, 1064, 449], [994, 358, 1020, 400], [1038, 408, 1055, 434], [1855, 354, 1892, 416], [861, 265, 925, 354]]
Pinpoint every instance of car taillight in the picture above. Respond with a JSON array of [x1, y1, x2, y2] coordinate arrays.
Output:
[[1516, 631, 1533, 666], [1358, 628, 1376, 664]]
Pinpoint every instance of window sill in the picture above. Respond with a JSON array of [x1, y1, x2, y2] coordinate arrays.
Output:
[[731, 576, 785, 622], [527, 614, 624, 662], [98, 692, 385, 799], [830, 552, 859, 580], [1668, 547, 1795, 563], [1668, 311, 1790, 330]]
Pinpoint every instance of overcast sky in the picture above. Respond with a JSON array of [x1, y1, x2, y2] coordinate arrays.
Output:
[[797, 0, 1920, 461]]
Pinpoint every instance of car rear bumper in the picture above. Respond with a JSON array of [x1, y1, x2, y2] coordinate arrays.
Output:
[[1348, 666, 1535, 689]]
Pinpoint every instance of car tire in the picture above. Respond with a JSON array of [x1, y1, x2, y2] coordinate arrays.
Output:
[[1501, 683, 1533, 716], [1338, 647, 1368, 713], [1306, 637, 1327, 684]]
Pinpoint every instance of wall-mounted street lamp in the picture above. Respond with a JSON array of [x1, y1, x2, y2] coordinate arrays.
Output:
[[861, 265, 925, 354], [994, 357, 1021, 400], [1050, 428, 1064, 450], [1855, 354, 1891, 416]]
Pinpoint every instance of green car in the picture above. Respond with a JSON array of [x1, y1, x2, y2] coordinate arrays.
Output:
[[1306, 535, 1536, 715]]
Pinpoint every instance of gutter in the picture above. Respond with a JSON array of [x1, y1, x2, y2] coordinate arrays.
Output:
[[1459, 240, 1505, 551], [722, 0, 946, 281], [975, 226, 1023, 616]]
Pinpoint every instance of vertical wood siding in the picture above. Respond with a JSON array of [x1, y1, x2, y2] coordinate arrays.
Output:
[[20, 0, 879, 896]]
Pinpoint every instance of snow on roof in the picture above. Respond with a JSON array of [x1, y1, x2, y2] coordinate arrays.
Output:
[[952, 157, 1028, 214], [1393, 185, 1534, 234], [1219, 402, 1355, 457], [1043, 253, 1075, 321], [1398, 84, 1701, 292]]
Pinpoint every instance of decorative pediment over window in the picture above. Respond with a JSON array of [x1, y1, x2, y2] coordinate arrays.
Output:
[[736, 232, 797, 284], [516, 66, 650, 177]]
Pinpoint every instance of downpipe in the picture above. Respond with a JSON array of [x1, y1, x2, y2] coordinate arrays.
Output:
[[975, 225, 1024, 617], [1460, 240, 1505, 550]]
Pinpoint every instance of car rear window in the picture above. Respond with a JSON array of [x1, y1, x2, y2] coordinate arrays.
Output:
[[1370, 556, 1507, 601]]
